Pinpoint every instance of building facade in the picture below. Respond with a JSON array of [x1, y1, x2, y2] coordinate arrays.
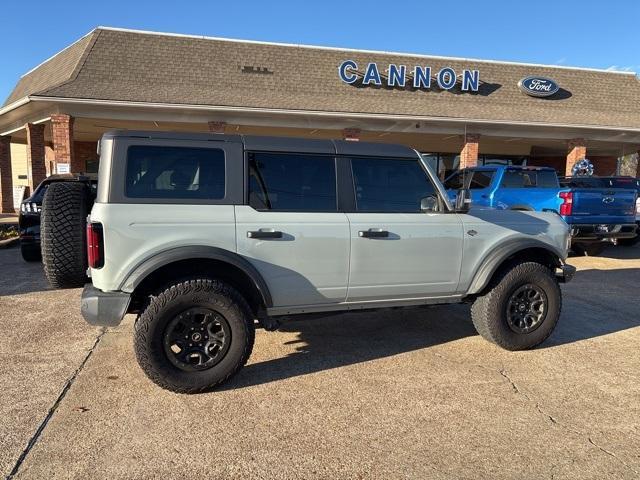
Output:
[[1, 27, 639, 212]]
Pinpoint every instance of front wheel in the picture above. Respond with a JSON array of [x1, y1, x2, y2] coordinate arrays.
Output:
[[134, 278, 255, 393], [471, 262, 561, 351]]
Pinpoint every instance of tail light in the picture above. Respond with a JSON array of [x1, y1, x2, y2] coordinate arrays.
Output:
[[86, 222, 104, 269], [559, 191, 573, 216]]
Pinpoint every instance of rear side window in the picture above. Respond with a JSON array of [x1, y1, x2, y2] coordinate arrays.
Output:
[[126, 146, 225, 199], [501, 170, 558, 188], [248, 153, 337, 211], [535, 171, 560, 188], [351, 157, 436, 212]]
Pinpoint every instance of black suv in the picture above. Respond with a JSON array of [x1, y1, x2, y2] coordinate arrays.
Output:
[[19, 174, 96, 262]]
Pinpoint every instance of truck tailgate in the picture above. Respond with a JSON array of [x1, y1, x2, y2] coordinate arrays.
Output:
[[568, 188, 637, 224]]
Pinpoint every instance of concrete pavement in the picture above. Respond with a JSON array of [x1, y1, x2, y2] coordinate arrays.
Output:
[[1, 245, 639, 479]]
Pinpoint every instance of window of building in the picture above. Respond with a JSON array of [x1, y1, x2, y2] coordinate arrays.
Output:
[[351, 157, 436, 212], [126, 146, 225, 199], [248, 152, 337, 211]]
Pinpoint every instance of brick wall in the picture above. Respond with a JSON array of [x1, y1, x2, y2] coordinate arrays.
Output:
[[566, 138, 587, 176], [460, 133, 480, 168], [74, 141, 98, 172], [51, 114, 81, 171], [26, 123, 46, 189], [0, 136, 13, 213]]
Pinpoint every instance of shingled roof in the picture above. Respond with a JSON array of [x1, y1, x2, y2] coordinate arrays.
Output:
[[4, 27, 640, 130]]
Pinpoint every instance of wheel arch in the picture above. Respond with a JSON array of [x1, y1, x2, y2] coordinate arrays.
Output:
[[509, 204, 535, 211], [121, 246, 272, 313], [467, 240, 564, 295]]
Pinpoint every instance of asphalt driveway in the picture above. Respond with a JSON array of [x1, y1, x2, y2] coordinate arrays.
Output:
[[1, 245, 639, 479]]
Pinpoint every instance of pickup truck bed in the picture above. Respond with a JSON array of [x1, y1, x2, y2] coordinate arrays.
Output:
[[445, 166, 638, 248]]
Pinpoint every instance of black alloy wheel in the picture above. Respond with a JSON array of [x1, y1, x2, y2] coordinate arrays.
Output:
[[163, 308, 231, 371], [505, 284, 547, 334]]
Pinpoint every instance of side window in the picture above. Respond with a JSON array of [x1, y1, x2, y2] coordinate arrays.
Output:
[[126, 146, 225, 199], [248, 153, 337, 211], [536, 171, 559, 188], [351, 157, 437, 213], [468, 171, 494, 189], [501, 171, 525, 188]]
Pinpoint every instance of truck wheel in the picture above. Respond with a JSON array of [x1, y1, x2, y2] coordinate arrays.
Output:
[[572, 242, 606, 256], [41, 182, 92, 288], [20, 243, 41, 262], [134, 278, 255, 393], [471, 262, 561, 351]]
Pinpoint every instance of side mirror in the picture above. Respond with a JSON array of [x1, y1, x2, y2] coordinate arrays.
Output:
[[420, 195, 438, 212], [455, 188, 471, 213]]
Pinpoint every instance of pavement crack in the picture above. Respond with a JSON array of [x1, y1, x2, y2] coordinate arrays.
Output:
[[499, 368, 638, 476], [499, 368, 526, 397], [6, 328, 105, 479], [588, 437, 639, 475]]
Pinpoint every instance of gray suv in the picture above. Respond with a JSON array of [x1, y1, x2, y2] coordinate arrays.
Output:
[[80, 131, 574, 393]]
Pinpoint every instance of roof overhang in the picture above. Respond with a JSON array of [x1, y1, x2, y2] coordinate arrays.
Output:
[[2, 95, 640, 147]]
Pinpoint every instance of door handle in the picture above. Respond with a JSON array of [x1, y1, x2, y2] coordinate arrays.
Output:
[[247, 229, 283, 239], [358, 228, 389, 238]]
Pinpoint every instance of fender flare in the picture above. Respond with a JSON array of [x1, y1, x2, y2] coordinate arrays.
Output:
[[467, 239, 564, 295], [119, 245, 273, 308]]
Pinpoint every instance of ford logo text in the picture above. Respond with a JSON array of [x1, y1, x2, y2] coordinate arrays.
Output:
[[518, 76, 560, 97]]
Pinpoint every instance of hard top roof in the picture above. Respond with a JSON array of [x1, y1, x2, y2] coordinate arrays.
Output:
[[102, 130, 418, 158]]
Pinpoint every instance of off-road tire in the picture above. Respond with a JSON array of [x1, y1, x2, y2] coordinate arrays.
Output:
[[20, 243, 41, 262], [471, 262, 561, 351], [41, 182, 91, 288], [134, 279, 255, 393]]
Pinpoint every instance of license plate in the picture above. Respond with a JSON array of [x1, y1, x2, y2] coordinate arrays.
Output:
[[596, 224, 610, 233]]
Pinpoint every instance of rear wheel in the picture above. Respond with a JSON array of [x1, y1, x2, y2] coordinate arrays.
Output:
[[20, 243, 41, 262], [134, 278, 255, 393], [471, 262, 561, 350], [41, 182, 92, 288]]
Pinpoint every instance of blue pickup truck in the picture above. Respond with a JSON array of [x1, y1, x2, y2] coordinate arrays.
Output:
[[444, 165, 638, 255]]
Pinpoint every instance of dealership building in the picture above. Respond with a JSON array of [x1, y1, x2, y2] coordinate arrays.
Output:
[[1, 26, 639, 212]]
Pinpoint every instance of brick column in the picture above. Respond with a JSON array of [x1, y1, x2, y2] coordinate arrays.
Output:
[[566, 138, 587, 176], [208, 121, 227, 134], [460, 133, 480, 169], [26, 123, 46, 189], [0, 136, 14, 213], [52, 114, 82, 172], [343, 128, 361, 141]]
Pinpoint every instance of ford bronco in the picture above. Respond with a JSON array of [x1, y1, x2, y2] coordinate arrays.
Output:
[[74, 131, 574, 393]]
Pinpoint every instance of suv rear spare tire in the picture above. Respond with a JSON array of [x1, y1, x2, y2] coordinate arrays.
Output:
[[41, 181, 92, 288], [471, 261, 561, 350]]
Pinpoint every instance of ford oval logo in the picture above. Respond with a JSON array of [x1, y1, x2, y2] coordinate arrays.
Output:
[[518, 76, 560, 97]]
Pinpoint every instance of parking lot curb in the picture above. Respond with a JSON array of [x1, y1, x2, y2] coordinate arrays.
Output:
[[0, 237, 19, 249]]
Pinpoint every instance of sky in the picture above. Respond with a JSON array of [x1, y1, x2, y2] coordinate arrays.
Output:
[[1, 0, 638, 102]]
